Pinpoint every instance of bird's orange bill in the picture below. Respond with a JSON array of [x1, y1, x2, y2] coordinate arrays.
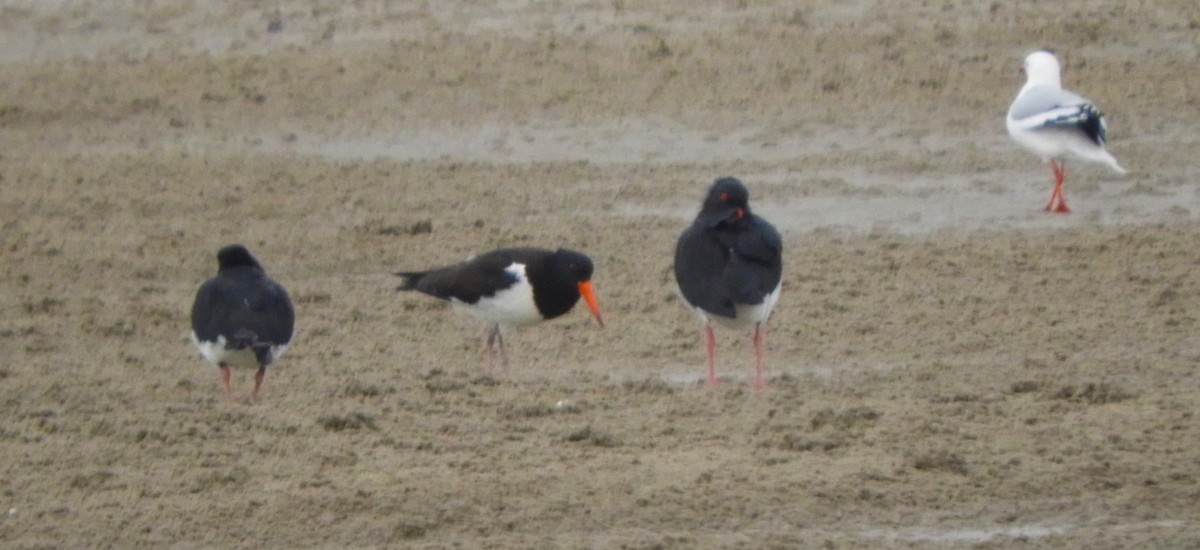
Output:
[[577, 281, 604, 328]]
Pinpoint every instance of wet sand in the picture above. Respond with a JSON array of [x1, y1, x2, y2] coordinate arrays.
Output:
[[2, 1, 1199, 547]]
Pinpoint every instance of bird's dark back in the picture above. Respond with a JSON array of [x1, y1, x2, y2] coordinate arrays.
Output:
[[191, 266, 295, 349], [675, 214, 782, 317], [395, 247, 591, 320], [395, 248, 543, 304]]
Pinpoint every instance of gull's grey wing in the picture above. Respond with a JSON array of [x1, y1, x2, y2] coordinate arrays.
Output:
[[1009, 84, 1109, 145], [1009, 85, 1088, 121]]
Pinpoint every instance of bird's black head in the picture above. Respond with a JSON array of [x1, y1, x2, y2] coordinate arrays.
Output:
[[697, 177, 751, 228], [552, 249, 595, 282], [546, 248, 603, 327], [216, 244, 263, 272]]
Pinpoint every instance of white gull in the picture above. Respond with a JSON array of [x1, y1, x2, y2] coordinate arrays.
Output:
[[1006, 50, 1126, 213]]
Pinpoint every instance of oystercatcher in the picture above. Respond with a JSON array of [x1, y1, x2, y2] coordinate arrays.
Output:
[[190, 244, 295, 400], [1007, 50, 1126, 213], [395, 247, 604, 369], [674, 177, 782, 389]]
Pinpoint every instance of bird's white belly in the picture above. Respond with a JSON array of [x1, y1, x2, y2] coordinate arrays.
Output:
[[452, 264, 542, 326], [696, 283, 781, 330], [190, 332, 287, 370], [1008, 120, 1112, 166]]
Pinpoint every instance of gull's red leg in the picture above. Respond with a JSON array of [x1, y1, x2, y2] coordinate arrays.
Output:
[[1046, 160, 1070, 213]]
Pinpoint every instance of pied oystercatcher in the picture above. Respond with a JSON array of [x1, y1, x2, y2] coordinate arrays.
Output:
[[1007, 50, 1126, 213], [395, 247, 604, 368], [190, 244, 295, 400], [674, 177, 782, 389]]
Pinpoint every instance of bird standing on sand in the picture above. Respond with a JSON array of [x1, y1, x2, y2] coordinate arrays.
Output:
[[191, 244, 295, 400], [1006, 50, 1127, 213], [674, 177, 782, 389], [395, 247, 604, 369]]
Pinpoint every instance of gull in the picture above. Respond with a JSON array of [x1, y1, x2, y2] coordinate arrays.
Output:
[[1006, 50, 1126, 213]]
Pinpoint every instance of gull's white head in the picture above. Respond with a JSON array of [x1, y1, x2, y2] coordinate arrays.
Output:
[[1022, 50, 1062, 88]]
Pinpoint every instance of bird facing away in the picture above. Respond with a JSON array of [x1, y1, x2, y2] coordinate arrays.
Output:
[[395, 247, 604, 369], [674, 177, 783, 389], [190, 244, 295, 401], [1006, 50, 1126, 213]]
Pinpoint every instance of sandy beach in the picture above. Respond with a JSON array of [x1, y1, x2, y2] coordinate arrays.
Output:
[[2, 1, 1199, 547]]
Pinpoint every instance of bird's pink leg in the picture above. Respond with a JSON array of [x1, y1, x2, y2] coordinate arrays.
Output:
[[484, 325, 499, 370], [495, 331, 508, 370], [704, 324, 719, 388], [482, 324, 510, 372], [751, 323, 767, 390], [219, 364, 233, 401], [251, 367, 265, 399], [1045, 160, 1070, 213]]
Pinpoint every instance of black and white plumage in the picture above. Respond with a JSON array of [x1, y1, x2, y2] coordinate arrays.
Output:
[[1006, 50, 1126, 213], [395, 247, 604, 369], [674, 177, 782, 389], [190, 244, 295, 400]]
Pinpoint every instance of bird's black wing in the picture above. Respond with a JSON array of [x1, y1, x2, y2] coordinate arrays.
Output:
[[726, 215, 783, 305], [674, 224, 738, 318], [398, 249, 537, 304], [191, 269, 294, 353]]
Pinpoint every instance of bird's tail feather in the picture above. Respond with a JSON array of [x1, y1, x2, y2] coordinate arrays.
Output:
[[229, 328, 265, 350], [394, 271, 425, 291], [1074, 146, 1127, 175], [1099, 152, 1127, 175]]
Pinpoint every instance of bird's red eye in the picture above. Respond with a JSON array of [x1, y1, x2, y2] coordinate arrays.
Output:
[[719, 192, 729, 201]]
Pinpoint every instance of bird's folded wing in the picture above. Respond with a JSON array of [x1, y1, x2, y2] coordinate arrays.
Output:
[[1009, 84, 1090, 123], [1010, 104, 1094, 131]]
